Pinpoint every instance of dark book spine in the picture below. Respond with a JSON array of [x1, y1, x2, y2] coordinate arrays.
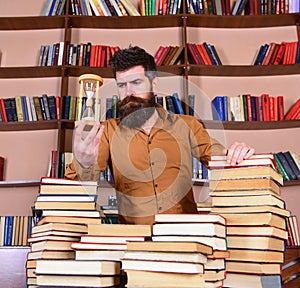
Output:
[[165, 95, 177, 113], [283, 151, 300, 180], [47, 95, 57, 119], [275, 152, 297, 180]]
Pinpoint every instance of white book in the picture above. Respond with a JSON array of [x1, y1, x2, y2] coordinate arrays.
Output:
[[122, 259, 205, 274], [89, 0, 101, 15], [57, 41, 64, 66], [29, 96, 38, 121]]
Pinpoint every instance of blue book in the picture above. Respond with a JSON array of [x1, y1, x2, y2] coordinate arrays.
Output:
[[254, 44, 269, 65], [251, 96, 258, 121], [188, 94, 195, 116], [211, 96, 224, 121], [172, 92, 185, 114], [155, 95, 164, 107], [201, 163, 209, 179], [222, 96, 228, 121], [4, 216, 14, 246], [21, 96, 29, 122]]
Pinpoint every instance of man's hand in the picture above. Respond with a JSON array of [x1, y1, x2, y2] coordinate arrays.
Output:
[[73, 120, 104, 169], [224, 141, 255, 166]]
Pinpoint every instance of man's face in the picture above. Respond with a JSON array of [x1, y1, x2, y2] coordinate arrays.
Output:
[[116, 66, 157, 128]]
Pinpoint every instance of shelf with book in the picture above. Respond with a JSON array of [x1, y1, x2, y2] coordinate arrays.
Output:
[[201, 119, 300, 130]]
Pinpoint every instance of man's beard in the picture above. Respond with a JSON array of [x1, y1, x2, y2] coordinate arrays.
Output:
[[117, 93, 156, 129]]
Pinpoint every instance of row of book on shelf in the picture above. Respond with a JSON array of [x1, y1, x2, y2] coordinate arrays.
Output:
[[211, 94, 300, 122], [41, 0, 300, 17], [0, 216, 33, 246], [25, 152, 299, 287], [254, 41, 300, 66], [0, 91, 195, 124], [187, 42, 222, 65], [38, 42, 120, 67], [48, 150, 115, 182], [0, 94, 59, 123]]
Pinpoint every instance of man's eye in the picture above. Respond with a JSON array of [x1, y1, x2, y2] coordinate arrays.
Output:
[[117, 83, 126, 88], [132, 80, 143, 85]]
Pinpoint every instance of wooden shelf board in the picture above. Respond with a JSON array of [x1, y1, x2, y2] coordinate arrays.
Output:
[[0, 16, 65, 30], [69, 15, 183, 29], [192, 179, 209, 186], [186, 13, 300, 28], [0, 67, 62, 78], [0, 180, 40, 187], [188, 64, 300, 77], [200, 120, 300, 130], [0, 120, 58, 131], [284, 180, 300, 186]]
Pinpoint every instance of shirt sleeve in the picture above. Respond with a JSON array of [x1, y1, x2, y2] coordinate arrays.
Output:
[[186, 116, 225, 167]]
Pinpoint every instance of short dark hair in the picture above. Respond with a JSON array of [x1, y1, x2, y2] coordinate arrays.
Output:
[[109, 46, 157, 81]]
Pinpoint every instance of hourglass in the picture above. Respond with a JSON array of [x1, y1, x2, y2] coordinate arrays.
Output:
[[78, 74, 103, 138]]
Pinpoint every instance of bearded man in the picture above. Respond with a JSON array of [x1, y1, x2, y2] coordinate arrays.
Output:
[[65, 46, 255, 225]]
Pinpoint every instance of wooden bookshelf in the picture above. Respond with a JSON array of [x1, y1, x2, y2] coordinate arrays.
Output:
[[283, 246, 300, 288]]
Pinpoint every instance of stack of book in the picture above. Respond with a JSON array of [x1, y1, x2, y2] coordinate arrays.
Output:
[[122, 240, 212, 288], [26, 177, 102, 287], [208, 154, 290, 288], [26, 222, 88, 287], [150, 214, 229, 287], [33, 177, 101, 221]]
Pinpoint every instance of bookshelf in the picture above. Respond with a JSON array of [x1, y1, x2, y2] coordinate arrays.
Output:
[[282, 246, 300, 288], [1, 0, 300, 245]]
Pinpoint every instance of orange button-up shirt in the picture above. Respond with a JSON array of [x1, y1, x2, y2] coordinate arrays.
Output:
[[65, 107, 224, 225]]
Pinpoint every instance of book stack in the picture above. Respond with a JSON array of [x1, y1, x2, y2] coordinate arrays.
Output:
[[34, 177, 102, 221], [26, 177, 102, 287], [122, 240, 212, 288], [26, 222, 88, 287], [208, 154, 290, 288], [151, 214, 229, 287]]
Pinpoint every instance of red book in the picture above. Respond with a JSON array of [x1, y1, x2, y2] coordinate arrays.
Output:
[[285, 98, 300, 120], [273, 42, 286, 65], [55, 96, 60, 120], [254, 96, 260, 122], [89, 45, 96, 67], [0, 156, 4, 181], [261, 93, 270, 121], [246, 94, 252, 122], [196, 43, 212, 65], [156, 46, 171, 66], [100, 45, 107, 67], [154, 46, 165, 65], [96, 45, 102, 67], [277, 96, 284, 121], [292, 108, 300, 120], [187, 43, 204, 65], [282, 42, 291, 65], [0, 98, 8, 122]]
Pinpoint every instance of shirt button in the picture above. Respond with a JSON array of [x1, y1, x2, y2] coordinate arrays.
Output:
[[158, 207, 162, 211], [151, 162, 154, 166], [154, 184, 158, 187], [148, 141, 151, 144]]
